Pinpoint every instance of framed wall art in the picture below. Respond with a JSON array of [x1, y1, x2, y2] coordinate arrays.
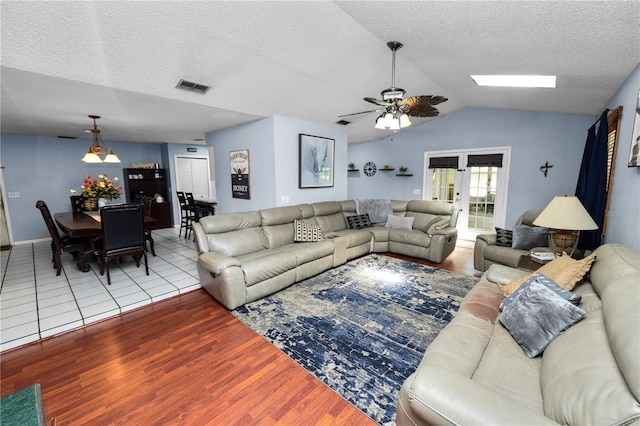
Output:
[[299, 134, 334, 188], [229, 149, 250, 199], [628, 89, 640, 167]]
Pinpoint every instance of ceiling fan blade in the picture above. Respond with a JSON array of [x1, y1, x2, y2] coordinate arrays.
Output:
[[403, 95, 449, 106], [364, 97, 393, 107], [338, 109, 383, 118], [403, 103, 440, 118], [400, 95, 448, 117]]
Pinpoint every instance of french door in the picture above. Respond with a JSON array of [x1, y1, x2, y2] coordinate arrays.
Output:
[[424, 147, 510, 241]]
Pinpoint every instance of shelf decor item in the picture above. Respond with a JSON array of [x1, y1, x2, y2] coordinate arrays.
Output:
[[348, 162, 356, 171], [399, 166, 408, 174]]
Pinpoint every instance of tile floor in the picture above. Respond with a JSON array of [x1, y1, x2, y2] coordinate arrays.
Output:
[[0, 228, 200, 352]]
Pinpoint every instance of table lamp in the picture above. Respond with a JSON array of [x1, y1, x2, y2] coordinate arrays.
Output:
[[533, 195, 598, 256]]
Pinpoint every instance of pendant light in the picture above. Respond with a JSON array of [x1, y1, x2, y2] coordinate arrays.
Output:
[[81, 115, 121, 163]]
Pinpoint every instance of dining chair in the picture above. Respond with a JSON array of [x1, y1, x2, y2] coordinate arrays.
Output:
[[69, 195, 85, 213], [35, 200, 91, 275], [97, 204, 149, 285], [176, 191, 195, 239], [140, 196, 156, 256]]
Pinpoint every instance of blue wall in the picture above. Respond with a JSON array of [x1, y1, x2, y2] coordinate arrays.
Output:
[[2, 66, 638, 251], [603, 63, 640, 250], [0, 134, 164, 242], [207, 114, 348, 213], [347, 108, 594, 228]]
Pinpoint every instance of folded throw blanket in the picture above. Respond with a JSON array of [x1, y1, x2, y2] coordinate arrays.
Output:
[[355, 199, 393, 224]]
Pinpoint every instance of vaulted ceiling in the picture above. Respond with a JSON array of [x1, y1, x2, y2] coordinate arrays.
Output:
[[1, 1, 638, 145]]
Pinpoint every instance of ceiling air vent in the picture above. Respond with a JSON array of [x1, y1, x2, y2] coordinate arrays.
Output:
[[336, 119, 351, 126], [176, 79, 211, 94]]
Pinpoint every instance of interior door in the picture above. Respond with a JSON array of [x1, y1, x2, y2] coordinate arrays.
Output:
[[175, 156, 211, 199], [424, 147, 510, 241]]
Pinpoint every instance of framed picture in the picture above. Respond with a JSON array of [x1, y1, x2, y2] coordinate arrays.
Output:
[[299, 134, 334, 188], [230, 149, 250, 199], [628, 89, 640, 167]]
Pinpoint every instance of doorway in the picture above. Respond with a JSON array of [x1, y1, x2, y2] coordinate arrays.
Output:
[[424, 147, 510, 240], [175, 156, 211, 199]]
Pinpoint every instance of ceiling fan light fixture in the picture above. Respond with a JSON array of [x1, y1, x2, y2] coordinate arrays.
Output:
[[375, 114, 387, 129], [389, 115, 400, 130], [399, 113, 411, 128], [470, 74, 556, 88]]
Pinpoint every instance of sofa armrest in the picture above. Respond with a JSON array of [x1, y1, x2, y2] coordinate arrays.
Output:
[[474, 233, 497, 272], [430, 226, 457, 238], [192, 222, 209, 255], [399, 366, 558, 425], [198, 251, 241, 275], [428, 227, 458, 263]]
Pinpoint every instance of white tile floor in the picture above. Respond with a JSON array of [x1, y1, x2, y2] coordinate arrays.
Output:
[[0, 228, 201, 352]]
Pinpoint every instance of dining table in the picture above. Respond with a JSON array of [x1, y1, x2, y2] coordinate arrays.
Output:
[[54, 211, 156, 272]]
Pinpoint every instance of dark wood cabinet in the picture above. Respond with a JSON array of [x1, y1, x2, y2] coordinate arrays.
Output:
[[123, 168, 172, 229]]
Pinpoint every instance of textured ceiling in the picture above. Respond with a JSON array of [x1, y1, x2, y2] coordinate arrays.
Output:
[[1, 1, 638, 144]]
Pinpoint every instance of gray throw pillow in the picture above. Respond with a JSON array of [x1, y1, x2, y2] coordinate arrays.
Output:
[[500, 273, 581, 311], [499, 281, 585, 358], [512, 225, 548, 250]]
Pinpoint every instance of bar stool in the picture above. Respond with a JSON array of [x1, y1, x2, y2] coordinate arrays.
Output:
[[176, 191, 195, 239]]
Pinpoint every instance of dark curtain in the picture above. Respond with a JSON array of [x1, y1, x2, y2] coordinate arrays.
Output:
[[575, 110, 609, 251]]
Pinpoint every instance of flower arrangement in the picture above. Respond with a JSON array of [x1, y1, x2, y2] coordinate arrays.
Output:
[[78, 174, 123, 200]]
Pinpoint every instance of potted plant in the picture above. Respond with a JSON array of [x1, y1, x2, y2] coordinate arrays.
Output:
[[348, 162, 356, 170], [78, 174, 123, 210], [399, 166, 408, 175]]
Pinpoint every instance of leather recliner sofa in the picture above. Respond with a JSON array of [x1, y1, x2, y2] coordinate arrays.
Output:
[[192, 199, 459, 309], [396, 243, 640, 425], [474, 209, 546, 272]]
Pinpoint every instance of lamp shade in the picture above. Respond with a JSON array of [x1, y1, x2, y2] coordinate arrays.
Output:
[[533, 195, 598, 230]]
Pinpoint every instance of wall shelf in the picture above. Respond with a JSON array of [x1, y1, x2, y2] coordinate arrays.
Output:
[[347, 169, 359, 172], [381, 168, 395, 171], [396, 173, 413, 177]]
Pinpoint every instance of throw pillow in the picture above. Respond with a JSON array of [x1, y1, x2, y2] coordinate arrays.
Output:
[[385, 215, 415, 230], [346, 214, 372, 230], [500, 273, 581, 311], [294, 219, 324, 242], [512, 225, 548, 250], [495, 227, 513, 247], [500, 252, 597, 296], [499, 281, 585, 358]]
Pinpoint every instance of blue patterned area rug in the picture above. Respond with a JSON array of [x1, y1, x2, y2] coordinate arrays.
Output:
[[232, 254, 477, 425]]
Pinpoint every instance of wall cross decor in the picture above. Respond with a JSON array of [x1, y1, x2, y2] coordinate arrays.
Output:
[[540, 161, 554, 177]]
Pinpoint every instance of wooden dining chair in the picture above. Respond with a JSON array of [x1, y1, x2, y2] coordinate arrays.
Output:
[[69, 195, 85, 213], [97, 204, 149, 285], [35, 200, 91, 275], [140, 196, 156, 256]]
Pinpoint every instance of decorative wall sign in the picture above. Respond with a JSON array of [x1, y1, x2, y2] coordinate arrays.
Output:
[[230, 149, 250, 199], [628, 89, 640, 167], [299, 134, 334, 188]]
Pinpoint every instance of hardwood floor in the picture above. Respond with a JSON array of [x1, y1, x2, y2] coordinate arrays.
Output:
[[1, 246, 476, 425]]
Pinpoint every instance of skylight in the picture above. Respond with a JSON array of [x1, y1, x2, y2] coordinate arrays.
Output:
[[470, 75, 556, 88]]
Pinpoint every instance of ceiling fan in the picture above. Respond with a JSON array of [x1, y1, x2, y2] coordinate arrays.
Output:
[[340, 41, 448, 130]]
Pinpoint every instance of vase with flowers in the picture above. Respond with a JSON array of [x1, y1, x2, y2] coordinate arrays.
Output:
[[75, 174, 123, 210]]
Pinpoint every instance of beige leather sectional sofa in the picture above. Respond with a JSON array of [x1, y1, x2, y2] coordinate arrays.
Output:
[[193, 199, 458, 309], [396, 243, 640, 425]]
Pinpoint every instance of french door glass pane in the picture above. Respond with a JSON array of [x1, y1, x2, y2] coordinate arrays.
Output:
[[467, 166, 497, 231], [431, 168, 456, 203]]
